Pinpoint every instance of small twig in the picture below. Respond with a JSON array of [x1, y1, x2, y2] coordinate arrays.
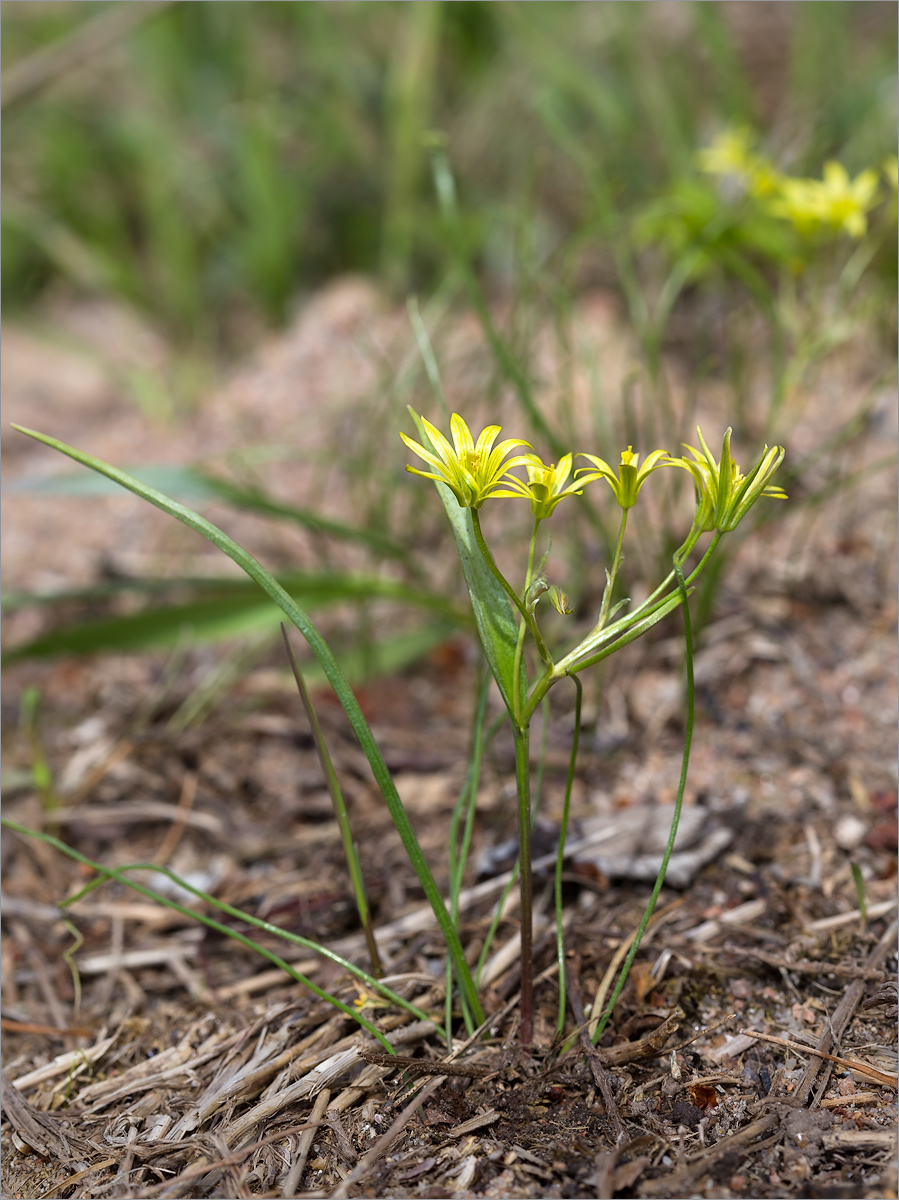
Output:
[[804, 898, 897, 933], [819, 1091, 882, 1108], [792, 916, 898, 1108], [712, 945, 887, 981], [738, 1029, 898, 1088], [281, 1090, 330, 1199], [359, 1049, 493, 1079], [668, 1012, 738, 1054], [564, 954, 626, 1143], [595, 1008, 684, 1066], [0, 1018, 94, 1038], [152, 771, 199, 867], [328, 1074, 444, 1200]]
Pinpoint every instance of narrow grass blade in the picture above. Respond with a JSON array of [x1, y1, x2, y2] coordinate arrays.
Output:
[[445, 667, 490, 1039], [12, 425, 485, 1027], [3, 573, 467, 663], [590, 559, 695, 1042], [281, 624, 383, 978], [1, 819, 443, 1051], [9, 462, 419, 568], [555, 675, 582, 1036]]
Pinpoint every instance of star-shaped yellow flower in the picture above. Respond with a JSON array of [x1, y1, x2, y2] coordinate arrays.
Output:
[[498, 453, 586, 520], [400, 414, 532, 509], [576, 446, 672, 510]]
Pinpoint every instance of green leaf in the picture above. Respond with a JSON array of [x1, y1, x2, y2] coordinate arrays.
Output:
[[2, 573, 467, 663], [11, 425, 485, 1027], [408, 410, 526, 716]]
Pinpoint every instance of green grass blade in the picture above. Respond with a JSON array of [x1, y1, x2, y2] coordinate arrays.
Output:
[[281, 624, 383, 978], [9, 463, 419, 567], [0, 819, 401, 1050], [190, 472, 421, 570], [2, 573, 467, 662], [591, 560, 695, 1042], [11, 424, 485, 1028]]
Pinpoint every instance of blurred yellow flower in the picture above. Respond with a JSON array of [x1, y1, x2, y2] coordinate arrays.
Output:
[[698, 127, 782, 199], [770, 162, 880, 239], [697, 127, 757, 178], [401, 414, 532, 510]]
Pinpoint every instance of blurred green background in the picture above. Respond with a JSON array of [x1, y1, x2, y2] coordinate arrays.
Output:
[[4, 1, 896, 357], [3, 1, 896, 675]]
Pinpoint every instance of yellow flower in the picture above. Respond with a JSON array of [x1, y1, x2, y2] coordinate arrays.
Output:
[[675, 427, 786, 533], [697, 127, 782, 199], [499, 453, 586, 520], [769, 162, 880, 239], [697, 127, 757, 179], [576, 446, 672, 510], [400, 414, 532, 509], [353, 987, 392, 1013]]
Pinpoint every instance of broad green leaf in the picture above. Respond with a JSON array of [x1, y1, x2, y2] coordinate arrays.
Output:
[[408, 410, 526, 716]]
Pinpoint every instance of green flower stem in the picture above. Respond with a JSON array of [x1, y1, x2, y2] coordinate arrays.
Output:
[[446, 668, 491, 1039], [595, 509, 628, 631], [555, 674, 582, 1036], [590, 559, 694, 1043], [513, 724, 535, 1045], [521, 588, 686, 727], [512, 517, 543, 718], [643, 528, 721, 614], [543, 530, 722, 693], [470, 508, 552, 686], [0, 820, 424, 1051]]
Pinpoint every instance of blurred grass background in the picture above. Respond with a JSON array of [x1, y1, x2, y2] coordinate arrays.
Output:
[[4, 1, 895, 355], [2, 0, 896, 674]]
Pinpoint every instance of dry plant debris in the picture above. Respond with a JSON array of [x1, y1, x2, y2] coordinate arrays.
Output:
[[2, 281, 897, 1197]]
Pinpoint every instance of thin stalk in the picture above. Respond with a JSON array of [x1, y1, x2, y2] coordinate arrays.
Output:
[[446, 667, 491, 1040], [281, 625, 382, 978], [470, 508, 552, 677], [595, 510, 628, 632], [545, 529, 721, 691], [532, 694, 550, 822], [0, 820, 418, 1050], [513, 725, 534, 1045], [475, 862, 519, 987], [590, 559, 694, 1042], [555, 675, 582, 1036], [521, 589, 686, 727], [512, 517, 543, 718], [13, 426, 484, 1029], [474, 711, 549, 988]]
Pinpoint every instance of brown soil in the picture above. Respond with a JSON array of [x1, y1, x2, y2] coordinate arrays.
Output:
[[2, 279, 896, 1198]]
